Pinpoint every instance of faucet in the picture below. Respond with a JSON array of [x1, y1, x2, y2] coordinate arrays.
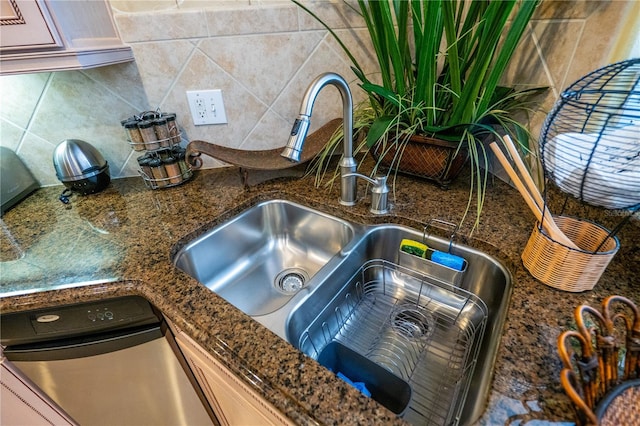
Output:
[[281, 73, 358, 206]]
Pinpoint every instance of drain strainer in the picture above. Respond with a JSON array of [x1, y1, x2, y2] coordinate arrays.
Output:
[[274, 268, 309, 294], [391, 304, 435, 340]]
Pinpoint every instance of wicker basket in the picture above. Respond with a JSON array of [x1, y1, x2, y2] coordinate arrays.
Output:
[[371, 134, 468, 188], [521, 215, 620, 292]]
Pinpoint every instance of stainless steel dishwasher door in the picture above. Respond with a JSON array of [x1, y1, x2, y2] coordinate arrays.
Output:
[[1, 296, 215, 426]]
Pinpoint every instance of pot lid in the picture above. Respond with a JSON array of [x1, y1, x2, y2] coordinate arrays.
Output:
[[53, 139, 108, 182]]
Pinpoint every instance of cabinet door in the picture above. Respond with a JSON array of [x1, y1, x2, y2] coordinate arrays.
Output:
[[175, 332, 294, 426], [0, 356, 77, 425], [0, 0, 133, 74], [0, 0, 62, 51]]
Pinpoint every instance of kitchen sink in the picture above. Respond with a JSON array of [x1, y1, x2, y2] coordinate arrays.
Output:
[[285, 225, 510, 425], [173, 200, 512, 425], [173, 199, 354, 316]]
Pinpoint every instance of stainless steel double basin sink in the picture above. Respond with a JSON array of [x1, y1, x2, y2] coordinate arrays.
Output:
[[173, 199, 512, 425]]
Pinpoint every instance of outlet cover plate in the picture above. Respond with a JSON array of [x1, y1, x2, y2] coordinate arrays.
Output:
[[186, 89, 228, 125]]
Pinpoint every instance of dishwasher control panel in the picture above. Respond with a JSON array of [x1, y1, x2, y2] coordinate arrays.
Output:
[[0, 295, 160, 346]]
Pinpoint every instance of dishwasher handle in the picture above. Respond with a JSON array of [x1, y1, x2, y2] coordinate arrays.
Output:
[[3, 324, 163, 362]]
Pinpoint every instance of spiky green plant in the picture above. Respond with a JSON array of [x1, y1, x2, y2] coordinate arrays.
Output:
[[295, 0, 546, 230]]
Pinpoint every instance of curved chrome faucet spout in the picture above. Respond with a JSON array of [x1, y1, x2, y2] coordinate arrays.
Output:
[[281, 73, 357, 206]]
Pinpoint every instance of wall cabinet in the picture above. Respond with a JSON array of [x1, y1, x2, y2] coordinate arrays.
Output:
[[0, 0, 133, 75], [175, 331, 294, 426]]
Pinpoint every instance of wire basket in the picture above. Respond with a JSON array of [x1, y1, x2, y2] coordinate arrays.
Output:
[[521, 215, 620, 292], [297, 258, 487, 425], [540, 58, 640, 210]]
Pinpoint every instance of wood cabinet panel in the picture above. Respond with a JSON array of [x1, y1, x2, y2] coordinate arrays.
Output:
[[175, 331, 294, 426], [0, 0, 62, 51], [0, 0, 133, 75]]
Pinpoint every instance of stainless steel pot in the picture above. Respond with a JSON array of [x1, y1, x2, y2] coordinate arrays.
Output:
[[53, 139, 110, 195]]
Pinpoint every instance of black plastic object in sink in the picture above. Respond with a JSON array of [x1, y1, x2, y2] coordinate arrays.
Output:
[[317, 341, 412, 415]]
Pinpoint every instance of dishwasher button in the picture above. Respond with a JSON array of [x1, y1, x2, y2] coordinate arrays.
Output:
[[36, 314, 60, 323], [105, 311, 114, 319], [88, 313, 96, 321]]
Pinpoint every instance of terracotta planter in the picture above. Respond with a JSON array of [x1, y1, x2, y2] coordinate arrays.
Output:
[[371, 134, 468, 188]]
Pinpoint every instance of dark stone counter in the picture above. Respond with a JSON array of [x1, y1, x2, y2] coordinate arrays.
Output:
[[1, 162, 637, 425]]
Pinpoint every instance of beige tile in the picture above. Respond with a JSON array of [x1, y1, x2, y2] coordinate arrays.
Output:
[[15, 132, 58, 186], [239, 109, 291, 150], [503, 26, 548, 87], [328, 27, 381, 88], [534, 0, 605, 20], [118, 150, 143, 178], [162, 49, 267, 149], [249, 0, 289, 5], [0, 119, 25, 151], [179, 0, 249, 9], [296, 0, 364, 31], [610, 2, 640, 60], [28, 71, 135, 178], [272, 39, 359, 134], [114, 8, 208, 43], [130, 40, 195, 108], [0, 73, 50, 129], [205, 3, 298, 35], [564, 1, 633, 88], [529, 106, 554, 145], [199, 31, 323, 105], [530, 20, 584, 94], [110, 0, 179, 14], [83, 62, 151, 112]]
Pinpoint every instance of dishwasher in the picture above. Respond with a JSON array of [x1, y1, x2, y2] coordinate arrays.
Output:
[[0, 295, 217, 426]]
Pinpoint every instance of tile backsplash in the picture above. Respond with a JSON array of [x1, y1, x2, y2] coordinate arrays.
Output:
[[0, 0, 637, 187]]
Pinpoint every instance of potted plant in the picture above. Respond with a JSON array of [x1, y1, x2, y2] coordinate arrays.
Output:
[[295, 0, 545, 229]]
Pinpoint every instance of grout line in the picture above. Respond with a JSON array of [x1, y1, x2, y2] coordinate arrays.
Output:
[[561, 20, 586, 92], [268, 31, 325, 113], [195, 41, 259, 103], [197, 44, 271, 150], [193, 28, 325, 150], [157, 39, 200, 109], [116, 148, 137, 178], [80, 68, 147, 113], [203, 7, 211, 37], [16, 73, 54, 154], [528, 22, 558, 100]]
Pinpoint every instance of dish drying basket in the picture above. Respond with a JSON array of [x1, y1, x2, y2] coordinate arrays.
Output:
[[298, 258, 487, 426], [539, 58, 640, 211], [521, 215, 620, 292]]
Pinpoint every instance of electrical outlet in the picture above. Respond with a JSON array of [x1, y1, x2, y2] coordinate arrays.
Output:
[[186, 90, 228, 125]]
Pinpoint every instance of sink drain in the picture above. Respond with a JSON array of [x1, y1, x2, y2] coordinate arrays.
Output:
[[391, 304, 435, 340], [274, 268, 309, 294]]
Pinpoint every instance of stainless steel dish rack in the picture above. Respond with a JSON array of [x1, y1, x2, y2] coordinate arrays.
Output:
[[298, 258, 488, 425]]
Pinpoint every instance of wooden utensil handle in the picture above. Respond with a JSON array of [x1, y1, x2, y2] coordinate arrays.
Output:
[[489, 142, 579, 249]]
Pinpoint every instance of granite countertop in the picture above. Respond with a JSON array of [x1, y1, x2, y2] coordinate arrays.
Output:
[[1, 159, 638, 425]]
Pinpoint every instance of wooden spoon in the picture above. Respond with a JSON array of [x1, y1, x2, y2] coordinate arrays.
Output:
[[489, 141, 579, 250]]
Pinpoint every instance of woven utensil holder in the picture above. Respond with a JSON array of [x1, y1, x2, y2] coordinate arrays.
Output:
[[521, 215, 619, 292]]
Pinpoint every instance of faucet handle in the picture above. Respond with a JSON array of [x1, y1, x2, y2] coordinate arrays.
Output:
[[343, 173, 389, 215]]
